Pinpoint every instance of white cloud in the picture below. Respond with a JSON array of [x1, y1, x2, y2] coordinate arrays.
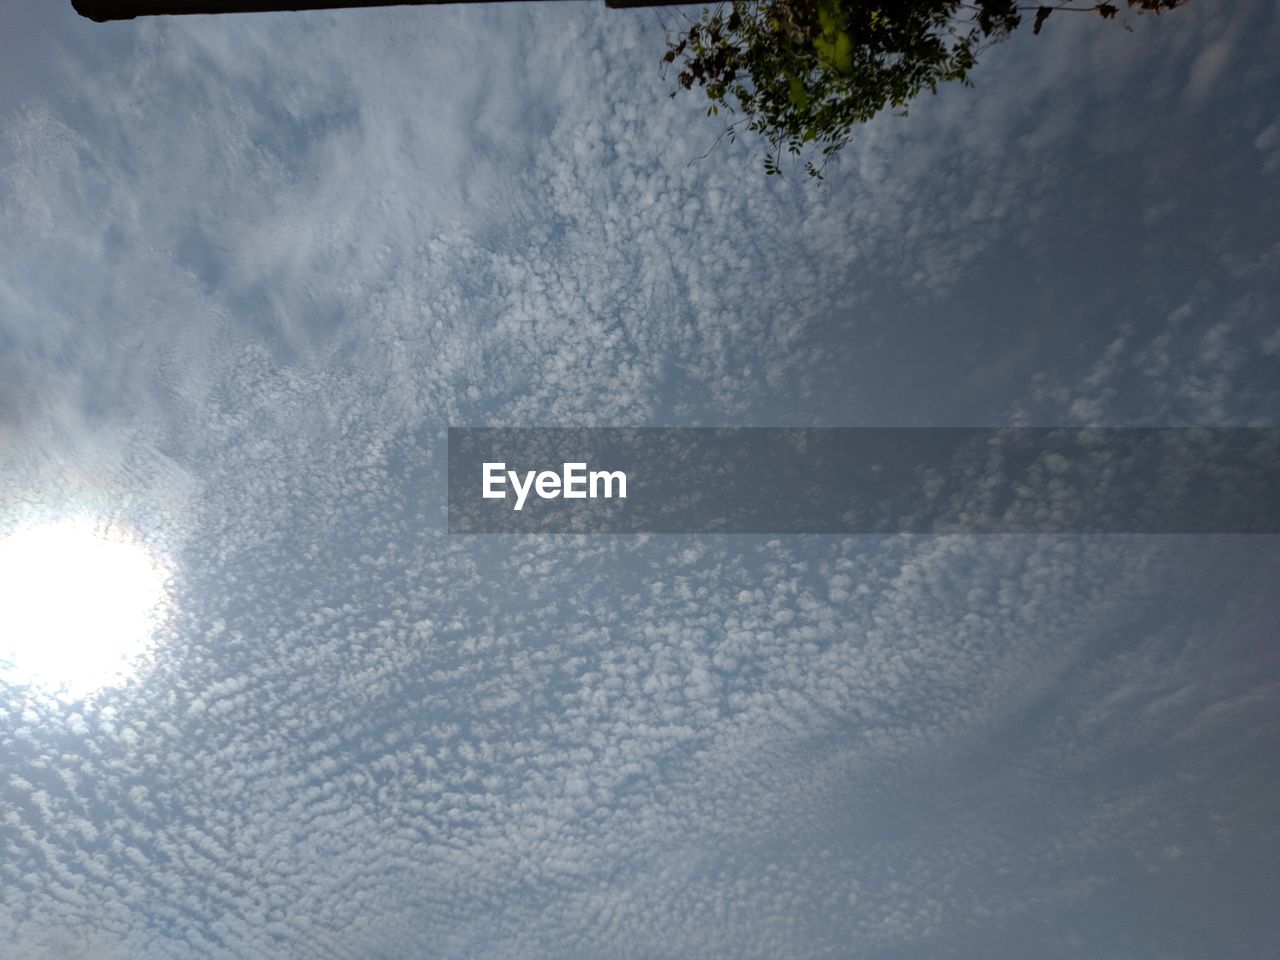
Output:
[[1, 0, 1278, 957]]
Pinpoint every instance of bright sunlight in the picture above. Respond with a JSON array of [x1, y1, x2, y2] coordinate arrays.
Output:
[[0, 517, 171, 699]]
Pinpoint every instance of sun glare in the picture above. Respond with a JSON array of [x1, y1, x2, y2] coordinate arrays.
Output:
[[0, 517, 171, 699]]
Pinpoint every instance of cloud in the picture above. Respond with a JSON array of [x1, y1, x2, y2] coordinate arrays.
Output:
[[1, 0, 1278, 957]]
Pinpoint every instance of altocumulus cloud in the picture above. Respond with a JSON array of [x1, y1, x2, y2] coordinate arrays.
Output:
[[1, 1, 1279, 958]]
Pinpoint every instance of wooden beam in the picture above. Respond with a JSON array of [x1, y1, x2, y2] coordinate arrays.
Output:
[[71, 0, 683, 22]]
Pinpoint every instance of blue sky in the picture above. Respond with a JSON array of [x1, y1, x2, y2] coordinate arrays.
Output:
[[1, 1, 1278, 957]]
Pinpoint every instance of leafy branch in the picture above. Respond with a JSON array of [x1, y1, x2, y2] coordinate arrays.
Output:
[[665, 0, 1191, 178]]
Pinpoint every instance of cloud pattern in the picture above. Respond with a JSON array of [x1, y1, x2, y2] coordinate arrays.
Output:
[[2, 1, 1279, 957]]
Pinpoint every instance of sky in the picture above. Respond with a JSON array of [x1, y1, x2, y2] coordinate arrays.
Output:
[[1, 1, 1279, 958]]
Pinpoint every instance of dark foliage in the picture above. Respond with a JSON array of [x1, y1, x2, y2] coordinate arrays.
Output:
[[665, 0, 1189, 177]]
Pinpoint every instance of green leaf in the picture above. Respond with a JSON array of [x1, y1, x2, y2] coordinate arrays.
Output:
[[787, 71, 810, 110], [814, 0, 855, 74]]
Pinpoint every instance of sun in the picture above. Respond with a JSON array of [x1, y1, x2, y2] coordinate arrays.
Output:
[[0, 517, 171, 699]]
